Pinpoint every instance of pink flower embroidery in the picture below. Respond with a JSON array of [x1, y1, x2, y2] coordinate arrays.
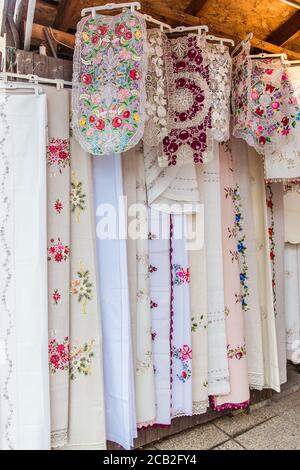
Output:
[[48, 238, 70, 262], [173, 264, 190, 285], [49, 337, 70, 373], [52, 289, 61, 305], [47, 138, 70, 173], [179, 344, 192, 361]]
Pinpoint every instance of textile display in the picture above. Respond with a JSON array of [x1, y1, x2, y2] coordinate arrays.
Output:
[[284, 182, 300, 244], [72, 11, 148, 155], [284, 243, 300, 363], [43, 86, 70, 448], [159, 35, 212, 168], [212, 142, 249, 411], [200, 142, 230, 396], [248, 147, 281, 392], [148, 209, 171, 425], [0, 92, 50, 449], [63, 128, 106, 449], [93, 154, 136, 449], [170, 214, 193, 418], [122, 145, 156, 428], [231, 136, 264, 390]]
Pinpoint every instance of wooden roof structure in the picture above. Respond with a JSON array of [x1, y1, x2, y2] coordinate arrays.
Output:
[[2, 0, 300, 61]]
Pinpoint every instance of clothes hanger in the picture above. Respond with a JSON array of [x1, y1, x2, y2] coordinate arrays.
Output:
[[231, 32, 253, 57], [0, 78, 43, 96], [0, 72, 72, 90], [248, 52, 288, 62], [283, 60, 300, 66], [167, 25, 209, 35], [205, 34, 235, 47], [142, 14, 171, 32], [81, 2, 141, 18]]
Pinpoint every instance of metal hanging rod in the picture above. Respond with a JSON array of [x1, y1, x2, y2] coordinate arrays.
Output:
[[0, 72, 72, 90], [81, 2, 141, 18]]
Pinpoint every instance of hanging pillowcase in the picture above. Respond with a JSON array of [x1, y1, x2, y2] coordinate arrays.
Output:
[[158, 34, 212, 167], [143, 29, 171, 147], [72, 10, 148, 155], [231, 43, 251, 137], [207, 43, 232, 142]]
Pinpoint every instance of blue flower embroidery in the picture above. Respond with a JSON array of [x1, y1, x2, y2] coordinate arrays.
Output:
[[237, 242, 245, 253]]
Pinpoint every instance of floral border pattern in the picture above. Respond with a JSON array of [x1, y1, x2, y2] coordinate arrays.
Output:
[[266, 184, 277, 316]]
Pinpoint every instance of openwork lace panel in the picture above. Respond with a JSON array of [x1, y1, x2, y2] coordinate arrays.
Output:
[[231, 43, 251, 137], [207, 43, 232, 142], [158, 35, 213, 168], [143, 29, 171, 146], [72, 10, 148, 155]]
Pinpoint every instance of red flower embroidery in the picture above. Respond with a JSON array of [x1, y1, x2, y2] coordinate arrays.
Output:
[[48, 337, 70, 373], [112, 117, 122, 128], [179, 344, 192, 361], [268, 227, 273, 236], [52, 289, 61, 305], [270, 250, 275, 260], [267, 199, 274, 209], [129, 69, 140, 80], [54, 199, 63, 214], [81, 73, 92, 85], [47, 138, 70, 173], [115, 24, 126, 36]]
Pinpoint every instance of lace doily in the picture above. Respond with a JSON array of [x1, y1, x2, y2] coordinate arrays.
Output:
[[143, 29, 170, 146], [231, 43, 251, 137], [158, 35, 213, 168], [207, 43, 232, 142], [72, 10, 148, 155]]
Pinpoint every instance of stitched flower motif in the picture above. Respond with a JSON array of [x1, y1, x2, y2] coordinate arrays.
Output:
[[71, 172, 86, 223], [47, 138, 70, 174], [69, 340, 95, 380], [227, 343, 246, 360], [54, 199, 63, 214], [71, 261, 93, 314], [49, 337, 70, 373], [172, 263, 190, 285], [172, 345, 192, 383], [48, 238, 70, 262], [52, 289, 61, 305]]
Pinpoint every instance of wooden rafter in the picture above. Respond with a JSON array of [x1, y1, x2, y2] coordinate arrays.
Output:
[[53, 0, 78, 31], [281, 29, 300, 48], [185, 0, 209, 16], [265, 11, 300, 46]]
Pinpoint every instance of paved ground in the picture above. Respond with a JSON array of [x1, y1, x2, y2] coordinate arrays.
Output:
[[143, 366, 300, 450]]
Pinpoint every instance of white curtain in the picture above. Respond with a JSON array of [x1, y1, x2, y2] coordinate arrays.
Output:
[[0, 92, 50, 449]]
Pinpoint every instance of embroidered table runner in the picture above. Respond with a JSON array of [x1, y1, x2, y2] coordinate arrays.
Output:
[[284, 182, 300, 244], [284, 243, 300, 363]]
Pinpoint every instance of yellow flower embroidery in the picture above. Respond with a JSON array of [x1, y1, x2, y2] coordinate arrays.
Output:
[[133, 112, 140, 123], [135, 29, 141, 40], [82, 31, 89, 42], [79, 117, 86, 127]]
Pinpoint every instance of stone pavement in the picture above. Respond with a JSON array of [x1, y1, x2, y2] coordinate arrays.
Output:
[[143, 366, 300, 450]]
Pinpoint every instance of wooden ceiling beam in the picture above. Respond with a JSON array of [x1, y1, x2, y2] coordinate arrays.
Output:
[[53, 0, 78, 31], [185, 0, 209, 16], [265, 11, 300, 46], [29, 21, 75, 48], [281, 29, 300, 47]]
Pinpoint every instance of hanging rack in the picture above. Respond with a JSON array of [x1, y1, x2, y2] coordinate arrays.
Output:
[[248, 52, 288, 62], [0, 72, 72, 90], [142, 14, 171, 32], [231, 32, 253, 57], [205, 34, 235, 47], [284, 59, 300, 66], [81, 2, 141, 18], [0, 80, 43, 96], [167, 25, 209, 35]]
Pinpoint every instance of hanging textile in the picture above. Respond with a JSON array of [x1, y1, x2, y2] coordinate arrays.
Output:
[[72, 10, 148, 155], [63, 129, 106, 449], [144, 144, 199, 214], [200, 142, 229, 396], [159, 34, 212, 167], [43, 86, 70, 448], [143, 29, 170, 147], [211, 142, 249, 411], [231, 136, 264, 390], [186, 212, 208, 415], [122, 145, 156, 428], [170, 214, 193, 418], [207, 43, 232, 142], [0, 92, 50, 449], [266, 183, 287, 385], [148, 209, 171, 425], [248, 147, 281, 392], [284, 182, 300, 244], [284, 243, 300, 363], [231, 43, 251, 137], [93, 154, 136, 449]]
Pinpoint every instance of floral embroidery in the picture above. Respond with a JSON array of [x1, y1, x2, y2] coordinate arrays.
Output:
[[54, 199, 63, 214], [159, 35, 212, 167], [72, 10, 147, 155], [151, 332, 157, 341], [150, 299, 158, 309], [71, 171, 86, 223], [49, 337, 70, 373], [48, 238, 70, 262], [231, 43, 251, 135], [225, 180, 249, 311], [148, 232, 157, 240], [191, 315, 207, 332], [149, 264, 157, 273], [227, 343, 246, 360], [266, 184, 277, 315], [71, 261, 93, 314], [172, 345, 192, 383], [143, 29, 169, 146], [47, 138, 70, 174], [172, 263, 190, 285], [52, 289, 61, 305], [69, 340, 95, 380]]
